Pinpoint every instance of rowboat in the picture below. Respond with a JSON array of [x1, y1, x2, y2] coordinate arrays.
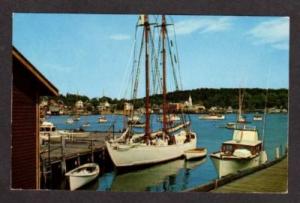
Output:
[[184, 148, 207, 160], [65, 163, 100, 191]]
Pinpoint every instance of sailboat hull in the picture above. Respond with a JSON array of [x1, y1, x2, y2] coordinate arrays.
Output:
[[106, 138, 197, 168]]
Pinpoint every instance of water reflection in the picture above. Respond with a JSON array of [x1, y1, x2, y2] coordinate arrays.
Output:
[[97, 158, 206, 192]]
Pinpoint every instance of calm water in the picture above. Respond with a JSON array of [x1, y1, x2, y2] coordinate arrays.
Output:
[[48, 113, 288, 192]]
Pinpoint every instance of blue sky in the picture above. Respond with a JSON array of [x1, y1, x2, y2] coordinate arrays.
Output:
[[13, 14, 289, 99]]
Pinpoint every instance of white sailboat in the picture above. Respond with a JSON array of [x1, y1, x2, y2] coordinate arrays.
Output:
[[106, 15, 197, 169], [226, 89, 247, 129], [210, 125, 268, 178], [237, 89, 246, 123]]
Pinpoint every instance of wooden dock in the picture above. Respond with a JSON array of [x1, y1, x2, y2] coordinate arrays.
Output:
[[39, 131, 121, 189], [211, 157, 288, 193], [185, 154, 288, 193]]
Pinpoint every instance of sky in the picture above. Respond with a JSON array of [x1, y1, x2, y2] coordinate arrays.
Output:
[[13, 14, 289, 99]]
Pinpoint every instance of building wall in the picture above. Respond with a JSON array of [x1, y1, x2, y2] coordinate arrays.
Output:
[[12, 60, 39, 189]]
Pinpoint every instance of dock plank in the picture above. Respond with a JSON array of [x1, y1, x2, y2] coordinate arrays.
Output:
[[212, 158, 288, 193]]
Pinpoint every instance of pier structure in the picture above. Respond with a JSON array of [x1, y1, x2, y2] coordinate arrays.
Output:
[[40, 132, 121, 189]]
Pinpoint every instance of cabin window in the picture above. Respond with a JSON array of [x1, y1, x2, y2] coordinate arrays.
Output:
[[222, 144, 233, 154]]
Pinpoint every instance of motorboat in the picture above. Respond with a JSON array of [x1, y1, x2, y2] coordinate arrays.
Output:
[[210, 125, 268, 178]]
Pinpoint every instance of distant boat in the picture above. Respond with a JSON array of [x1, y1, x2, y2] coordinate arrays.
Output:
[[39, 121, 61, 143], [127, 115, 145, 128], [66, 118, 74, 124], [236, 89, 248, 123], [74, 115, 80, 121], [210, 125, 268, 178], [128, 115, 141, 123], [81, 122, 90, 128], [199, 114, 225, 120], [253, 113, 263, 121], [65, 163, 100, 191], [184, 148, 207, 160], [225, 122, 237, 129], [158, 114, 181, 122], [98, 116, 108, 123], [226, 89, 248, 129]]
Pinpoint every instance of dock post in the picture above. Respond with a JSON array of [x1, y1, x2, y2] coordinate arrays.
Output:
[[275, 147, 280, 159], [91, 140, 94, 163], [77, 154, 81, 166], [113, 123, 115, 139], [61, 136, 66, 174]]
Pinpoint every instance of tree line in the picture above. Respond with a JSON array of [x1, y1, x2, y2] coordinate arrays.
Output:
[[44, 88, 288, 111]]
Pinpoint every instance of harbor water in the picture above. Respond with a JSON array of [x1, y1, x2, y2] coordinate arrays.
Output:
[[47, 113, 288, 192]]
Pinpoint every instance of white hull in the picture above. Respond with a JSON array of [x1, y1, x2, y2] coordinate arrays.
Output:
[[184, 148, 207, 160], [65, 163, 99, 191], [253, 117, 263, 121], [200, 115, 225, 120], [210, 155, 260, 178], [106, 138, 197, 168]]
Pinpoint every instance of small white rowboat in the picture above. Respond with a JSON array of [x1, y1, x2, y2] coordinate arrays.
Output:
[[65, 163, 100, 191], [184, 148, 207, 160]]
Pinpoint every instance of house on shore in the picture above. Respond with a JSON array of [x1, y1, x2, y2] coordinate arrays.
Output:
[[12, 47, 59, 189]]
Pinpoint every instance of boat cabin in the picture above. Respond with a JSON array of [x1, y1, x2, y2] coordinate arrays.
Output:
[[221, 127, 262, 156]]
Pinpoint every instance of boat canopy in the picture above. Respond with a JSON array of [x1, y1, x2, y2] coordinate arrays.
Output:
[[232, 129, 259, 143]]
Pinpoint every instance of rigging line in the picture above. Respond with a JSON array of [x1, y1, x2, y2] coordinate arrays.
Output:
[[166, 30, 179, 91], [129, 24, 139, 100], [262, 63, 271, 149], [133, 28, 145, 100], [149, 27, 158, 95], [153, 26, 163, 95], [109, 33, 137, 123], [169, 16, 183, 90]]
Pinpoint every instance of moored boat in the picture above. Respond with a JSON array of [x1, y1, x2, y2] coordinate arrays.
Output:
[[98, 116, 107, 123], [184, 148, 207, 160], [106, 15, 198, 169], [39, 121, 62, 143], [199, 114, 225, 120], [158, 114, 181, 122], [66, 118, 74, 124], [253, 113, 263, 121], [65, 163, 100, 191], [210, 125, 268, 178]]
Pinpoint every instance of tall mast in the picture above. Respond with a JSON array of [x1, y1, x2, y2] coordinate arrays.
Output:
[[238, 88, 243, 120], [161, 15, 168, 136], [143, 15, 151, 139]]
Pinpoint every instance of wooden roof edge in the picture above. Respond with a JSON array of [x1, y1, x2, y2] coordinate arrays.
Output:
[[12, 46, 59, 97]]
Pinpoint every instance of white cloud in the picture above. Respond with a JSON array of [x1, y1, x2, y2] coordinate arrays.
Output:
[[247, 17, 289, 50], [174, 17, 232, 36], [109, 34, 130, 41]]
